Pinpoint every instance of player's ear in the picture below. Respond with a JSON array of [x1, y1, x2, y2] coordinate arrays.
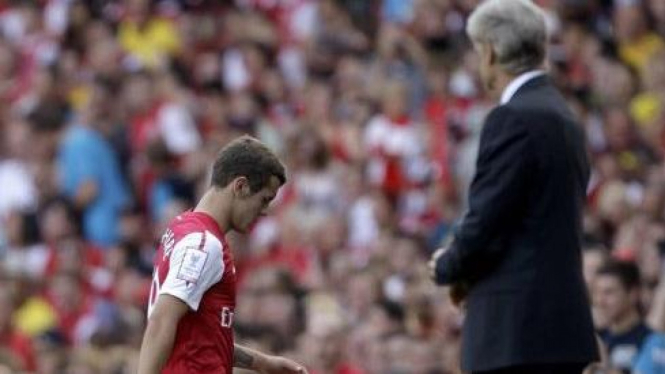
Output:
[[232, 176, 251, 198]]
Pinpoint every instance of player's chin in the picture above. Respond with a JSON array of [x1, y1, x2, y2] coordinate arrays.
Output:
[[237, 222, 255, 234], [245, 219, 262, 233], [234, 225, 249, 234]]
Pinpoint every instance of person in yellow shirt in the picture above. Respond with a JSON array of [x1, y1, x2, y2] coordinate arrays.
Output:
[[614, 2, 665, 75], [118, 1, 181, 69], [630, 51, 665, 153]]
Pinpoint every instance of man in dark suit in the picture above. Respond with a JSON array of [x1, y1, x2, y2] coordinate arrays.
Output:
[[429, 0, 600, 373]]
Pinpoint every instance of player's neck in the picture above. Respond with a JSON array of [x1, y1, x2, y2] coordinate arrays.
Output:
[[194, 188, 231, 234]]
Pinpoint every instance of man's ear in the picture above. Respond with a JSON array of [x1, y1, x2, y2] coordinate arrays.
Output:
[[484, 42, 497, 67], [232, 177, 251, 198]]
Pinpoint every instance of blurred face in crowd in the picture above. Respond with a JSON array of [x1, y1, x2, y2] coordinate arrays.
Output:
[[597, 182, 630, 227], [614, 4, 647, 41], [227, 92, 257, 133], [641, 184, 665, 219], [335, 56, 364, 93], [33, 333, 66, 374], [50, 273, 83, 312], [593, 61, 635, 105], [0, 286, 13, 333], [305, 83, 332, 122], [32, 67, 56, 100], [319, 331, 345, 369], [314, 217, 345, 256], [390, 238, 419, 276], [408, 341, 439, 374], [561, 24, 587, 57], [604, 108, 634, 151], [427, 68, 449, 96], [382, 81, 408, 119], [115, 270, 144, 306], [594, 274, 639, 324], [87, 83, 113, 122], [643, 52, 665, 92], [4, 211, 23, 246], [126, 0, 151, 24], [583, 248, 607, 287], [40, 201, 76, 244], [3, 116, 29, 159], [639, 250, 661, 311], [257, 291, 297, 336], [261, 69, 286, 104], [347, 273, 379, 318], [19, 3, 40, 35], [649, 0, 665, 24], [123, 74, 154, 114], [0, 41, 15, 78], [87, 40, 120, 77]]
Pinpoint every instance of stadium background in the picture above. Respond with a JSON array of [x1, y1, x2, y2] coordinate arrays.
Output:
[[1, 0, 665, 373]]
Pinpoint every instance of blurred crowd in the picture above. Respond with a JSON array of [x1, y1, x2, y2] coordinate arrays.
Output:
[[1, 0, 665, 373]]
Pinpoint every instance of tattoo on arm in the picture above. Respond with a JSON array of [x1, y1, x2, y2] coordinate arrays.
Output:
[[233, 345, 255, 369]]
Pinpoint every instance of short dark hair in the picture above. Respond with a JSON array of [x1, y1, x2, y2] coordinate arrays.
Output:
[[211, 136, 286, 192], [597, 260, 641, 291]]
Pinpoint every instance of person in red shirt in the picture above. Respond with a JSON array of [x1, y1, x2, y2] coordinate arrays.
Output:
[[138, 136, 307, 374]]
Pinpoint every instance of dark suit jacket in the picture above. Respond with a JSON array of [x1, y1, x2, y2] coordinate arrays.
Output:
[[434, 75, 600, 372]]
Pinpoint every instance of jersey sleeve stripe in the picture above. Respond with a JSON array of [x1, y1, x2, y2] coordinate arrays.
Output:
[[198, 230, 207, 252]]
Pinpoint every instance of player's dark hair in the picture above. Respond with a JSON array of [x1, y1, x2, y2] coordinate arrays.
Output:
[[597, 260, 641, 291], [211, 135, 286, 193]]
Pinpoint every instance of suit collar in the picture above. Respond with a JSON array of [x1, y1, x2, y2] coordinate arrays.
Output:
[[500, 70, 547, 105]]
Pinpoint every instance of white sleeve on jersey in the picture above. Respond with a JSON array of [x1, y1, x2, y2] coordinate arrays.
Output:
[[159, 230, 224, 311]]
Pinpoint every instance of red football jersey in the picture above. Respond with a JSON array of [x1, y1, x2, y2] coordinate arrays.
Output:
[[148, 211, 237, 373]]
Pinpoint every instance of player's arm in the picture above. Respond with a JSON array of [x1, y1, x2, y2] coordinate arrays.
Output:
[[137, 295, 188, 374], [234, 344, 307, 374]]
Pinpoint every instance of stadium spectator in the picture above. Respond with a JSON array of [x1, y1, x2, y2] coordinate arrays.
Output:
[[57, 78, 130, 247], [0, 284, 36, 372], [596, 260, 654, 373]]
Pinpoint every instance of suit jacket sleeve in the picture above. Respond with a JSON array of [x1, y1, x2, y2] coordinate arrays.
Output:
[[435, 105, 533, 285]]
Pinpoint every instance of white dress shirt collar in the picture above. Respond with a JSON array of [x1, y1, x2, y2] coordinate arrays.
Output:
[[500, 70, 546, 105]]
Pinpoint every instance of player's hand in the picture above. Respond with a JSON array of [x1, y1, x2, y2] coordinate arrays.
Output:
[[258, 355, 308, 374], [428, 246, 448, 281]]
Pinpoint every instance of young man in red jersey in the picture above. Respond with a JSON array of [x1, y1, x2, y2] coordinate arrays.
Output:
[[138, 136, 307, 374]]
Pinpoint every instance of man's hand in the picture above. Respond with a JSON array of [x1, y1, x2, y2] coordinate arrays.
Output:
[[257, 355, 308, 374], [428, 246, 448, 281], [235, 344, 307, 374], [429, 246, 469, 309]]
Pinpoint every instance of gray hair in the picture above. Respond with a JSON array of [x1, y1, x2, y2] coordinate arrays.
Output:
[[466, 0, 547, 75]]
